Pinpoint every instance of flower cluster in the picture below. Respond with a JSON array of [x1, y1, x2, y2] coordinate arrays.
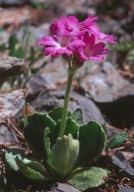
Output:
[[39, 15, 117, 66]]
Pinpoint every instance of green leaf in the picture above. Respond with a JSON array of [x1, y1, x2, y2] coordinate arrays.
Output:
[[51, 117, 79, 143], [52, 120, 61, 144], [68, 167, 108, 190], [76, 121, 106, 167], [64, 117, 79, 139], [47, 134, 79, 179], [107, 132, 127, 149], [49, 106, 73, 122], [24, 113, 56, 157], [15, 157, 47, 181], [9, 34, 18, 50], [49, 107, 79, 140], [72, 108, 83, 124], [21, 159, 47, 176], [44, 127, 51, 156], [5, 147, 51, 180], [0, 44, 6, 52], [5, 147, 25, 171], [5, 147, 51, 181], [16, 47, 25, 58]]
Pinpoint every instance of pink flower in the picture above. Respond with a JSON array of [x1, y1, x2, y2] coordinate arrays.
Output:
[[39, 17, 85, 58], [87, 24, 117, 44], [79, 15, 98, 30], [50, 15, 98, 36], [39, 34, 84, 58], [40, 35, 72, 58], [70, 33, 109, 64], [79, 15, 117, 44], [51, 16, 79, 35], [39, 15, 117, 63]]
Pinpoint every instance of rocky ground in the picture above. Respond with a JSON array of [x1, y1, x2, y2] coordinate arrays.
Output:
[[0, 0, 134, 191]]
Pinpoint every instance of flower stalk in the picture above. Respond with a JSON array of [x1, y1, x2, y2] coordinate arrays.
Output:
[[39, 15, 117, 137], [59, 65, 76, 137]]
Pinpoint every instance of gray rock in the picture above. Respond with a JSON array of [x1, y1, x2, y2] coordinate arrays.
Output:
[[80, 61, 134, 102], [56, 182, 81, 192], [37, 60, 134, 128], [27, 74, 122, 138], [0, 89, 25, 144], [80, 62, 134, 128], [0, 124, 19, 143], [27, 74, 105, 124], [119, 186, 134, 192], [0, 57, 24, 78], [112, 150, 134, 176], [0, 0, 26, 6], [0, 89, 25, 120], [31, 89, 105, 124]]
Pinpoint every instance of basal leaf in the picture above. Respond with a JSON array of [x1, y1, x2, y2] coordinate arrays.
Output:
[[76, 121, 106, 167], [68, 167, 108, 190], [5, 147, 51, 181], [15, 157, 46, 181], [16, 47, 25, 58], [5, 147, 25, 171], [44, 127, 51, 156], [9, 34, 18, 50], [49, 107, 78, 142], [21, 159, 47, 176], [49, 120, 61, 145], [49, 106, 73, 122], [64, 117, 79, 139], [24, 113, 56, 156], [107, 132, 127, 149], [47, 134, 79, 179], [72, 108, 83, 125]]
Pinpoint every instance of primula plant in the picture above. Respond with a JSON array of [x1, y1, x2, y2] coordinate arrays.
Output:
[[5, 15, 117, 191]]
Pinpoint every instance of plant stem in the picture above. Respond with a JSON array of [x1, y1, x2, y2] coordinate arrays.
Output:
[[59, 67, 75, 137]]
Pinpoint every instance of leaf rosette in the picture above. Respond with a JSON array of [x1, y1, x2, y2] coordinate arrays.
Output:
[[5, 107, 107, 190]]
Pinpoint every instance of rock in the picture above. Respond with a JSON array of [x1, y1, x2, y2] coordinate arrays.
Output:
[[56, 182, 81, 192], [30, 88, 105, 124], [79, 61, 134, 128], [26, 58, 68, 100], [0, 89, 25, 120], [38, 60, 134, 128], [26, 74, 122, 138], [0, 124, 19, 144], [96, 95, 134, 128], [41, 60, 134, 104], [27, 74, 105, 124], [0, 57, 24, 78], [42, 57, 68, 86], [119, 186, 134, 192], [0, 89, 25, 143], [0, 6, 40, 27], [80, 61, 134, 103], [26, 74, 55, 101], [0, 30, 9, 45], [37, 0, 89, 23], [0, 0, 26, 7], [31, 88, 122, 138], [112, 150, 134, 176]]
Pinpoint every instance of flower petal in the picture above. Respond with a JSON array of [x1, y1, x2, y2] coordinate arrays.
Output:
[[79, 15, 98, 29]]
